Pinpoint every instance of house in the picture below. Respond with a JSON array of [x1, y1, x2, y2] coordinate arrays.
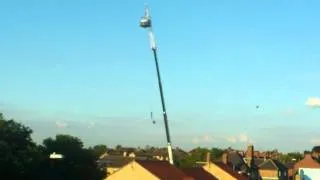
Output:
[[223, 144, 261, 179], [183, 150, 249, 179], [197, 152, 249, 180], [150, 147, 188, 161], [203, 161, 249, 180], [243, 147, 281, 160], [98, 156, 134, 175], [98, 155, 151, 175], [222, 144, 290, 180], [98, 148, 153, 176], [311, 146, 320, 159], [106, 147, 139, 157], [258, 159, 288, 180], [294, 153, 320, 180], [285, 162, 295, 180], [152, 148, 170, 161], [105, 160, 194, 180], [223, 151, 249, 173]]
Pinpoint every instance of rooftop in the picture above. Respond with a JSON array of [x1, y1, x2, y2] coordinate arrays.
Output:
[[98, 155, 150, 168], [294, 154, 320, 169], [182, 167, 218, 180], [136, 160, 194, 180], [258, 159, 287, 170], [215, 162, 249, 180]]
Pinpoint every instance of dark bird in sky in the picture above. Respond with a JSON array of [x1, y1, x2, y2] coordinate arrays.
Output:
[[150, 112, 156, 124]]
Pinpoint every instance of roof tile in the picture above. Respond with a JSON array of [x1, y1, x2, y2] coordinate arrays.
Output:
[[136, 160, 194, 180], [182, 167, 218, 180]]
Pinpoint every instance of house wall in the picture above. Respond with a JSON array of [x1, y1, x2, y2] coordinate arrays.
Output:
[[259, 169, 278, 179], [312, 152, 320, 159], [259, 169, 289, 180], [128, 152, 136, 157], [287, 168, 294, 179], [203, 163, 237, 180], [106, 161, 159, 180], [298, 168, 320, 180]]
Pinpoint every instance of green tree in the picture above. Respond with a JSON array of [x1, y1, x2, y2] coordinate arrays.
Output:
[[91, 144, 107, 159], [41, 134, 106, 180], [178, 147, 209, 168], [304, 150, 311, 154], [211, 147, 224, 161], [287, 152, 303, 161], [115, 144, 122, 150], [279, 152, 303, 164], [0, 113, 39, 179]]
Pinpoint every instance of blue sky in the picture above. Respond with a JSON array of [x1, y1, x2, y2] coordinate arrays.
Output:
[[1, 0, 320, 152]]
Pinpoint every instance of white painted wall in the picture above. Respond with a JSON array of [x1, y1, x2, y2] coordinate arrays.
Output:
[[299, 168, 320, 180]]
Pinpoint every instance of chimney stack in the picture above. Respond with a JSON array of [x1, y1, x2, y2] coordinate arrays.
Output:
[[206, 152, 211, 167], [247, 144, 254, 167], [222, 152, 228, 164]]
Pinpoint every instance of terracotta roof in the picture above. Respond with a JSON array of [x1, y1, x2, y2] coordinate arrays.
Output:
[[294, 154, 320, 169], [136, 160, 194, 180], [215, 162, 249, 180], [182, 167, 218, 180]]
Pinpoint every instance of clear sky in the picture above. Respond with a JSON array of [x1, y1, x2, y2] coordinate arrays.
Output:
[[1, 0, 320, 152]]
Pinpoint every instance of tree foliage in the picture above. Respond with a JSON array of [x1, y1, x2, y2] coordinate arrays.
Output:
[[210, 147, 224, 161], [90, 144, 107, 159], [176, 147, 224, 168], [279, 152, 303, 164], [115, 144, 123, 150], [177, 147, 209, 168], [0, 113, 106, 180], [41, 134, 106, 180], [0, 113, 39, 179]]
